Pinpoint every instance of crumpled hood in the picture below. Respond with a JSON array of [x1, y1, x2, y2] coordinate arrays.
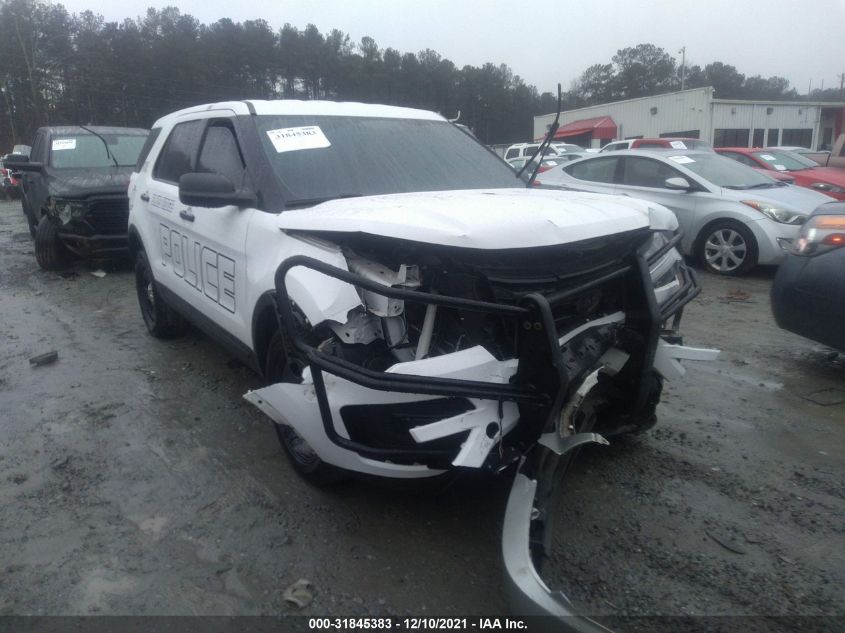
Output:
[[277, 188, 676, 249], [46, 167, 133, 199]]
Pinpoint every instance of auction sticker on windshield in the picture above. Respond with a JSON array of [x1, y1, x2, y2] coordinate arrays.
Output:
[[52, 139, 77, 151], [669, 141, 687, 149], [760, 154, 777, 161], [669, 155, 695, 164], [266, 126, 331, 153]]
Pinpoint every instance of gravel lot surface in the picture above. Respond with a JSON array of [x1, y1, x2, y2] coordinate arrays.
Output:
[[0, 199, 842, 631]]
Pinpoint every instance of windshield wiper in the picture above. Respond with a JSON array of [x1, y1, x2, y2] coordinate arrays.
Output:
[[518, 83, 562, 188], [284, 193, 363, 209], [79, 125, 118, 167], [723, 183, 770, 190], [746, 182, 777, 189]]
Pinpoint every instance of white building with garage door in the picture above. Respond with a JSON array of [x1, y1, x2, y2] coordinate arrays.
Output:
[[533, 87, 845, 150]]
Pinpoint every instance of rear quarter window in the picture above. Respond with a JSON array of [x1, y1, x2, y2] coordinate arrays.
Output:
[[134, 128, 161, 172]]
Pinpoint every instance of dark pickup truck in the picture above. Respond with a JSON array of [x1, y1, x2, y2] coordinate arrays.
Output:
[[3, 126, 148, 270]]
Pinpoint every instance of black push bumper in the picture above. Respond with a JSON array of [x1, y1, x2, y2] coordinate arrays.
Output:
[[272, 245, 700, 467]]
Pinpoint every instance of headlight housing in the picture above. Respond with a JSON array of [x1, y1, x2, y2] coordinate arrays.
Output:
[[644, 230, 672, 260], [791, 214, 845, 256], [51, 200, 87, 224], [741, 200, 806, 225], [646, 231, 686, 306], [810, 182, 845, 195]]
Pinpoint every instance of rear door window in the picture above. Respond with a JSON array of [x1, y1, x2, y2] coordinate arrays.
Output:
[[621, 157, 684, 188], [564, 157, 620, 183], [153, 120, 205, 184]]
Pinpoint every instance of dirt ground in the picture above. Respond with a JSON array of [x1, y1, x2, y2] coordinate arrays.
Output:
[[0, 199, 842, 630]]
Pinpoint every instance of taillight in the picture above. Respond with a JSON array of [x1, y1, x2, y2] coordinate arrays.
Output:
[[791, 214, 845, 256]]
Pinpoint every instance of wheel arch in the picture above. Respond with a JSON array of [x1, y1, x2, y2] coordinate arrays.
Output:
[[128, 225, 144, 258], [251, 290, 279, 379], [693, 215, 758, 257]]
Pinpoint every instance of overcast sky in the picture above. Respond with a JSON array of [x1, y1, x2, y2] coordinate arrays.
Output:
[[58, 0, 845, 96]]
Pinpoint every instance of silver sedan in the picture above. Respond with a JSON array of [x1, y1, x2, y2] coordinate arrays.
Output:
[[540, 149, 834, 275]]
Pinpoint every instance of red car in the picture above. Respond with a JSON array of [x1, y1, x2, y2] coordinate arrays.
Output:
[[716, 147, 845, 200], [0, 165, 22, 200]]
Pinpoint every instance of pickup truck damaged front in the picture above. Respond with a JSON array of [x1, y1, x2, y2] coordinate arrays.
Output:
[[244, 228, 715, 624]]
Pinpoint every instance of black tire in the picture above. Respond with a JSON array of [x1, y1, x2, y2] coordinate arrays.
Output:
[[696, 219, 758, 276], [134, 249, 188, 338], [34, 216, 70, 270], [265, 330, 347, 486]]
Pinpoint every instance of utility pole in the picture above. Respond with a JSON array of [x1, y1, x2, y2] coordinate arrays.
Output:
[[679, 46, 686, 91], [839, 72, 844, 98]]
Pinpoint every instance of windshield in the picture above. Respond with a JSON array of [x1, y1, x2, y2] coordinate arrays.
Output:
[[752, 150, 817, 171], [49, 133, 148, 169], [255, 115, 518, 205], [671, 152, 778, 189]]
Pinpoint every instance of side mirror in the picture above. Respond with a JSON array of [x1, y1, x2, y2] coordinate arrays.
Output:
[[3, 153, 42, 172], [664, 176, 692, 191], [178, 172, 256, 208]]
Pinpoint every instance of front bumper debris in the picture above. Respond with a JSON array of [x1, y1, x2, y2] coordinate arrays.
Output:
[[246, 239, 714, 625], [503, 438, 614, 632]]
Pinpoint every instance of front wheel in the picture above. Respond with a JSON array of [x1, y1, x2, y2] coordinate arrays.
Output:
[[134, 249, 188, 338], [34, 215, 70, 270], [265, 330, 347, 486], [697, 220, 757, 276]]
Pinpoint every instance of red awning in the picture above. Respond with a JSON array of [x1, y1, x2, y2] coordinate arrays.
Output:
[[537, 116, 617, 141]]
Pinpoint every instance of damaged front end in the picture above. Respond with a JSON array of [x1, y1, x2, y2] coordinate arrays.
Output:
[[46, 195, 129, 257], [244, 224, 714, 623]]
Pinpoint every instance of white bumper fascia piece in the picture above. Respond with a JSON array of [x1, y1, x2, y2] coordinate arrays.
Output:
[[653, 340, 720, 380], [244, 345, 520, 475]]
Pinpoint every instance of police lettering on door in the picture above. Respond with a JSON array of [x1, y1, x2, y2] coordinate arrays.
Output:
[[159, 224, 235, 313]]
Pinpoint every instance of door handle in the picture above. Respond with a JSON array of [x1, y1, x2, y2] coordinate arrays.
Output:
[[179, 210, 195, 222], [140, 193, 150, 202]]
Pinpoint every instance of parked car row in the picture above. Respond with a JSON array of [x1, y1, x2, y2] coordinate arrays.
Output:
[[716, 147, 845, 200], [538, 149, 834, 275], [600, 137, 712, 152]]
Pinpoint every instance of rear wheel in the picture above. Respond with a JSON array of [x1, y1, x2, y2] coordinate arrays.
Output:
[[697, 220, 757, 276], [265, 330, 347, 486], [134, 249, 188, 338], [34, 216, 70, 270]]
